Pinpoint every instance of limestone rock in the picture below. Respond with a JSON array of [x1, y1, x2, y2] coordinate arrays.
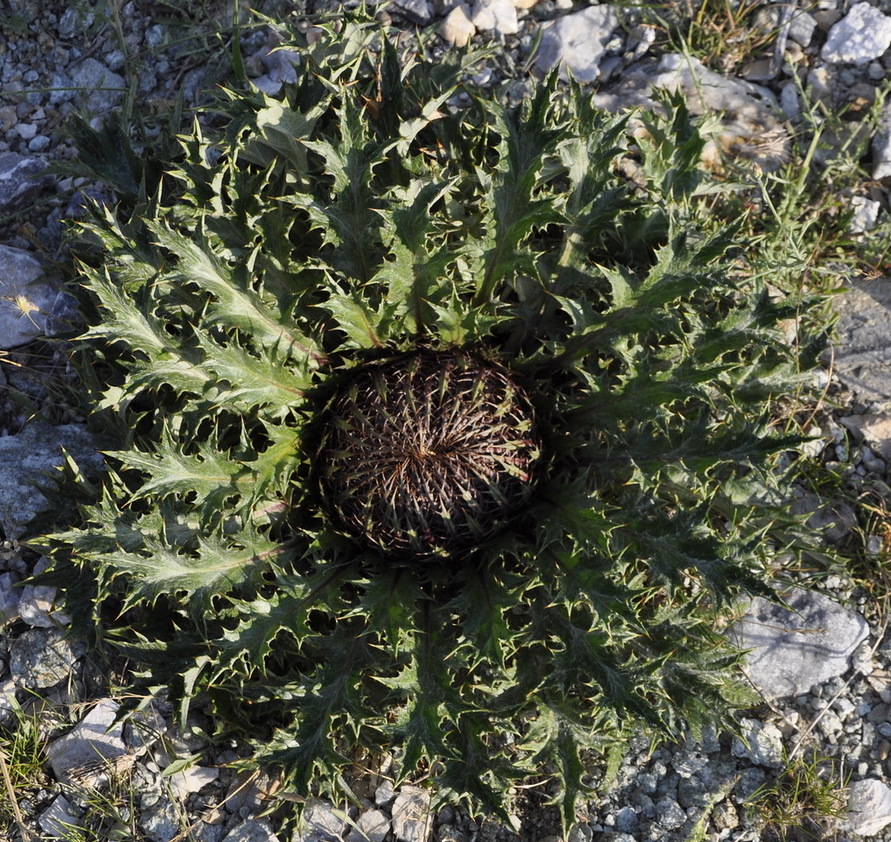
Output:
[[295, 800, 346, 841], [0, 244, 75, 349], [139, 794, 180, 842], [222, 819, 280, 842], [873, 102, 891, 180], [840, 413, 891, 461], [844, 779, 891, 836], [0, 421, 103, 540], [790, 490, 857, 545], [123, 703, 167, 753], [0, 571, 22, 624], [391, 786, 431, 842], [731, 719, 784, 768], [48, 699, 131, 788], [594, 53, 788, 171], [849, 195, 881, 233], [0, 677, 16, 725], [252, 48, 301, 96], [788, 10, 817, 47], [439, 5, 476, 47], [391, 0, 433, 25], [39, 795, 81, 838], [166, 764, 219, 800], [730, 588, 870, 700], [347, 809, 390, 842], [53, 58, 125, 113], [535, 5, 620, 83], [10, 628, 80, 690], [375, 778, 395, 807], [18, 556, 69, 628], [829, 277, 891, 409], [821, 2, 891, 65], [0, 153, 52, 216], [471, 0, 518, 35]]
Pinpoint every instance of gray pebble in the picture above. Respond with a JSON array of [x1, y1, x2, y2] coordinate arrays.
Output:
[[28, 134, 50, 152], [222, 818, 279, 842], [613, 807, 638, 834], [654, 797, 685, 830], [9, 628, 79, 689], [139, 795, 180, 842]]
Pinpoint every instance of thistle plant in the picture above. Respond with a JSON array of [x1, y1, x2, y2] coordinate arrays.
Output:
[[39, 14, 821, 831]]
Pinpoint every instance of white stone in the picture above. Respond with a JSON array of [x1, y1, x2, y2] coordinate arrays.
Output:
[[849, 196, 881, 234], [375, 778, 395, 807], [788, 10, 817, 47], [347, 809, 390, 842], [223, 819, 280, 842], [391, 0, 433, 24], [730, 588, 870, 700], [844, 779, 891, 836], [139, 795, 182, 842], [391, 786, 431, 842], [294, 800, 346, 841], [535, 5, 620, 82], [821, 2, 891, 65], [0, 244, 74, 349], [792, 489, 857, 544], [594, 53, 788, 171], [0, 677, 16, 725], [439, 5, 476, 47], [18, 556, 69, 628], [470, 0, 518, 35], [0, 152, 51, 215], [0, 571, 21, 624], [15, 123, 37, 140], [779, 84, 800, 120], [39, 795, 81, 838], [829, 277, 891, 408], [833, 697, 856, 718], [48, 699, 131, 788], [840, 413, 891, 460], [68, 58, 126, 114], [165, 764, 219, 800], [731, 719, 784, 768], [9, 628, 79, 690], [0, 421, 102, 540]]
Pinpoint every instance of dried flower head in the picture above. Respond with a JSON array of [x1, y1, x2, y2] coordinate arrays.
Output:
[[318, 351, 541, 559]]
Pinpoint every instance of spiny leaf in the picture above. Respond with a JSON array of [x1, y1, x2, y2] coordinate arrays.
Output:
[[102, 530, 282, 611], [473, 75, 567, 304]]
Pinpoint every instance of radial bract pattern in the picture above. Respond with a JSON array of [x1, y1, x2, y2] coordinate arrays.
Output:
[[318, 351, 542, 559]]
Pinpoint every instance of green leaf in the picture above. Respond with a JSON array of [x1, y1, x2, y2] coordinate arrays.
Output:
[[473, 75, 566, 304], [106, 432, 249, 516], [194, 333, 312, 412], [298, 99, 393, 282], [318, 289, 391, 349], [101, 529, 282, 612]]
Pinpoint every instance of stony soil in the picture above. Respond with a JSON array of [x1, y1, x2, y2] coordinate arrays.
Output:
[[2, 2, 891, 842]]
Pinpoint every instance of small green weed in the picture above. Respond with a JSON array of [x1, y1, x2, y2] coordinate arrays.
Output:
[[747, 753, 848, 842], [0, 704, 48, 840], [651, 0, 776, 74]]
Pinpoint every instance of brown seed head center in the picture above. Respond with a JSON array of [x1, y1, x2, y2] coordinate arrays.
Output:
[[318, 351, 541, 559]]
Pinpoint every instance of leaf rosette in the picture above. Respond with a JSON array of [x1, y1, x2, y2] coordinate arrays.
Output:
[[39, 15, 821, 830]]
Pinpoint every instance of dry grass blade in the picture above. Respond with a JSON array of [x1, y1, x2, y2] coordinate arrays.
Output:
[[0, 743, 38, 842]]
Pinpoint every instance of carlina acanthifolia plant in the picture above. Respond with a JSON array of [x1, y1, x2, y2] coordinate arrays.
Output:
[[37, 12, 823, 833]]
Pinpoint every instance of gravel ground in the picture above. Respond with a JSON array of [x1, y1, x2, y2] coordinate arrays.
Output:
[[2, 1, 891, 841]]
